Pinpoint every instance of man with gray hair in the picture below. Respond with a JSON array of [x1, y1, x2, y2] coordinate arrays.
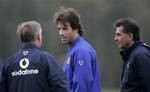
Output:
[[0, 21, 68, 92]]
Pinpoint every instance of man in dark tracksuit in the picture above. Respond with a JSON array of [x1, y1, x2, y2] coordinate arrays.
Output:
[[53, 7, 101, 92], [114, 18, 150, 92], [0, 21, 67, 92]]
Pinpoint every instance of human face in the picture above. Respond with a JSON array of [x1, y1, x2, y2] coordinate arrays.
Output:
[[114, 26, 133, 49], [57, 22, 78, 44]]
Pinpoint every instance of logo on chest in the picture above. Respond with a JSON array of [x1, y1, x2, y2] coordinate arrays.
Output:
[[78, 60, 84, 66], [66, 57, 84, 66]]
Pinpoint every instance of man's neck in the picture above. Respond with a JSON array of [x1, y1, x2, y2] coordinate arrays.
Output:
[[32, 40, 41, 48]]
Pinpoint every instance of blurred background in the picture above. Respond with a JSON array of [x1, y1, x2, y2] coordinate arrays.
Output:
[[0, 0, 150, 91]]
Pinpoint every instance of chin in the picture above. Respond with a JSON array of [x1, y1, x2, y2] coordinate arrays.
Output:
[[116, 45, 122, 49], [61, 41, 68, 45], [119, 46, 128, 50], [118, 46, 123, 49]]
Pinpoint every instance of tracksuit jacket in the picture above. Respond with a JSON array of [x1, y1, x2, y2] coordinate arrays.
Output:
[[0, 43, 67, 92], [63, 36, 101, 92], [120, 41, 150, 92]]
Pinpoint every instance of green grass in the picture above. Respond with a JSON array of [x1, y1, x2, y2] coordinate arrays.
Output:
[[102, 88, 119, 92]]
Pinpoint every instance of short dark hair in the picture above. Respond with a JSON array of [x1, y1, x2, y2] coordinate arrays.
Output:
[[53, 7, 84, 36], [114, 17, 140, 41], [17, 21, 42, 43]]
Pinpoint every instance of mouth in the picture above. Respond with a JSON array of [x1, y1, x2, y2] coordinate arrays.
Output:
[[115, 41, 120, 46], [60, 36, 67, 42], [61, 39, 66, 42], [60, 37, 66, 40]]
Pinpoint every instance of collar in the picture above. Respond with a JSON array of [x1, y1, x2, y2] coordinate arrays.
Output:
[[22, 43, 40, 49], [120, 41, 143, 61], [69, 36, 82, 48]]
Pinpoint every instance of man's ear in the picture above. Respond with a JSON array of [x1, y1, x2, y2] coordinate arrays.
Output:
[[74, 29, 78, 33], [128, 33, 134, 40], [36, 32, 40, 40]]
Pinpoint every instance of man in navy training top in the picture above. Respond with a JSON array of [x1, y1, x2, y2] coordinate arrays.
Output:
[[0, 21, 67, 92], [114, 17, 150, 92], [53, 7, 101, 92]]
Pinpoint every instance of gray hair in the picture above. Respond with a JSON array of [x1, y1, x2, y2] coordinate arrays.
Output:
[[16, 21, 42, 43]]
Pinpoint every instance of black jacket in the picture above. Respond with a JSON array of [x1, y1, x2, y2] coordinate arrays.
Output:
[[120, 42, 150, 92], [0, 43, 67, 92]]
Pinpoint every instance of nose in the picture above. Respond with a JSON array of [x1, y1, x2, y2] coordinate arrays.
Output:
[[114, 35, 118, 41], [59, 29, 64, 37]]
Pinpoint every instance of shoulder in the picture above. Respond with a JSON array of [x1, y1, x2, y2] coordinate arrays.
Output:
[[131, 44, 150, 62], [73, 46, 96, 58], [73, 46, 96, 59], [133, 44, 150, 56], [75, 43, 96, 55], [40, 51, 57, 65], [41, 51, 55, 59], [131, 44, 150, 69], [6, 50, 22, 62], [75, 39, 95, 52], [74, 47, 90, 56]]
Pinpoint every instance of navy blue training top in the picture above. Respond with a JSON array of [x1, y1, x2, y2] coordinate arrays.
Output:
[[120, 42, 150, 92], [0, 43, 67, 92]]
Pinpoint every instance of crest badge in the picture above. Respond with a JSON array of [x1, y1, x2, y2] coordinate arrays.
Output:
[[23, 51, 28, 56], [78, 60, 84, 66]]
